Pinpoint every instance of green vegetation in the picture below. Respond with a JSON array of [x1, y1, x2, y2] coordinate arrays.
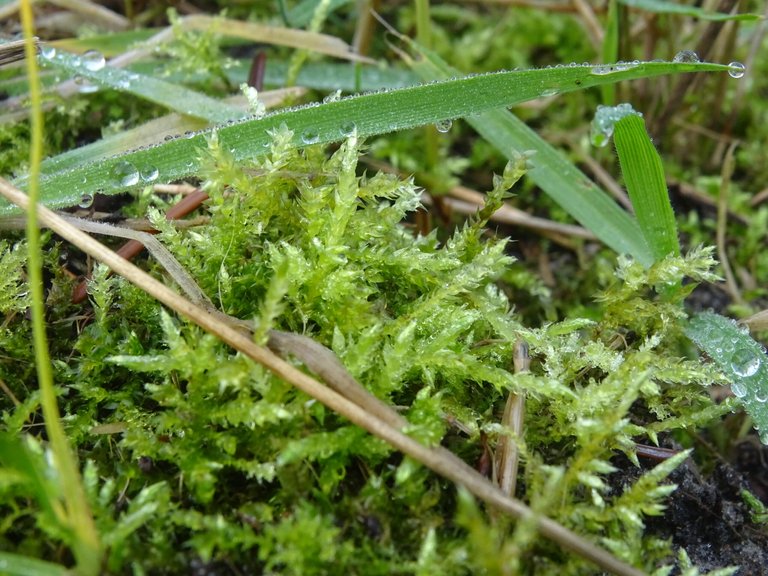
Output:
[[1, 1, 766, 575]]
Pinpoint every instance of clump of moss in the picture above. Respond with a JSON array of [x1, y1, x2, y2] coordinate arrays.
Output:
[[0, 131, 743, 574]]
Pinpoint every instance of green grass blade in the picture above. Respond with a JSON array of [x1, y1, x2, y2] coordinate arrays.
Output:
[[472, 108, 652, 264], [0, 552, 70, 576], [38, 48, 245, 123], [3, 59, 733, 215], [613, 113, 679, 260], [409, 44, 654, 264], [685, 312, 768, 444], [601, 0, 619, 105], [618, 0, 761, 21]]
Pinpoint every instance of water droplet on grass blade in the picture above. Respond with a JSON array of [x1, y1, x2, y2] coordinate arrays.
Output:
[[728, 62, 746, 79], [82, 50, 105, 71], [323, 90, 342, 103], [141, 167, 159, 183], [111, 161, 140, 187], [78, 194, 93, 209], [301, 129, 320, 144], [731, 349, 761, 378], [435, 119, 452, 133], [74, 75, 99, 94], [340, 121, 357, 137], [732, 380, 747, 398], [39, 45, 56, 60], [590, 65, 613, 75], [590, 103, 642, 147], [673, 50, 700, 63]]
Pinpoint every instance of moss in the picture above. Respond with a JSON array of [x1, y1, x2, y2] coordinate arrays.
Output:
[[1, 126, 746, 573]]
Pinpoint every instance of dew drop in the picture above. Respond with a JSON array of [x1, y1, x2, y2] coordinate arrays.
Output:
[[111, 161, 140, 187], [39, 45, 56, 60], [74, 75, 99, 94], [435, 119, 452, 133], [541, 87, 559, 97], [727, 61, 746, 79], [78, 194, 93, 209], [140, 167, 159, 183], [673, 50, 700, 63], [590, 65, 613, 75], [184, 131, 196, 139], [731, 380, 747, 398], [730, 349, 761, 378], [81, 50, 105, 72], [164, 134, 175, 141], [301, 129, 320, 144], [323, 90, 342, 103], [339, 121, 357, 137], [590, 103, 642, 148]]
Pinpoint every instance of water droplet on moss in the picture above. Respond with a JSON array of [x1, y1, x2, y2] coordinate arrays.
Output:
[[728, 61, 746, 79], [111, 161, 139, 187], [731, 349, 761, 378], [435, 119, 452, 133], [673, 50, 700, 63], [82, 50, 106, 72]]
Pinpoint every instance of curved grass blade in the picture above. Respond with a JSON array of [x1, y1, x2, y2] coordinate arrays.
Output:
[[685, 311, 768, 444], [38, 48, 245, 123], [3, 60, 734, 215], [613, 113, 680, 261]]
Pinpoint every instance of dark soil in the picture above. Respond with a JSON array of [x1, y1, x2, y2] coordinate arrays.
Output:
[[615, 436, 768, 575]]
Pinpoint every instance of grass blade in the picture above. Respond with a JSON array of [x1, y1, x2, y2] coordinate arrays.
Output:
[[39, 48, 245, 123], [408, 44, 653, 264], [3, 59, 733, 215], [618, 0, 761, 21], [613, 113, 680, 260], [685, 312, 768, 444], [0, 552, 70, 576]]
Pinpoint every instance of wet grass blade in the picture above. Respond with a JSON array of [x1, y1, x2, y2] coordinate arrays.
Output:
[[408, 44, 653, 264], [613, 113, 680, 261], [39, 48, 246, 123], [685, 311, 768, 444], [3, 59, 734, 215]]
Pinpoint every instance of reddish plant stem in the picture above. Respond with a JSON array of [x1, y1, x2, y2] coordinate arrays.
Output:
[[71, 189, 209, 303]]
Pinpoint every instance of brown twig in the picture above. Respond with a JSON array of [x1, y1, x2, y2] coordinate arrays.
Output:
[[71, 189, 210, 303], [496, 340, 530, 497]]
